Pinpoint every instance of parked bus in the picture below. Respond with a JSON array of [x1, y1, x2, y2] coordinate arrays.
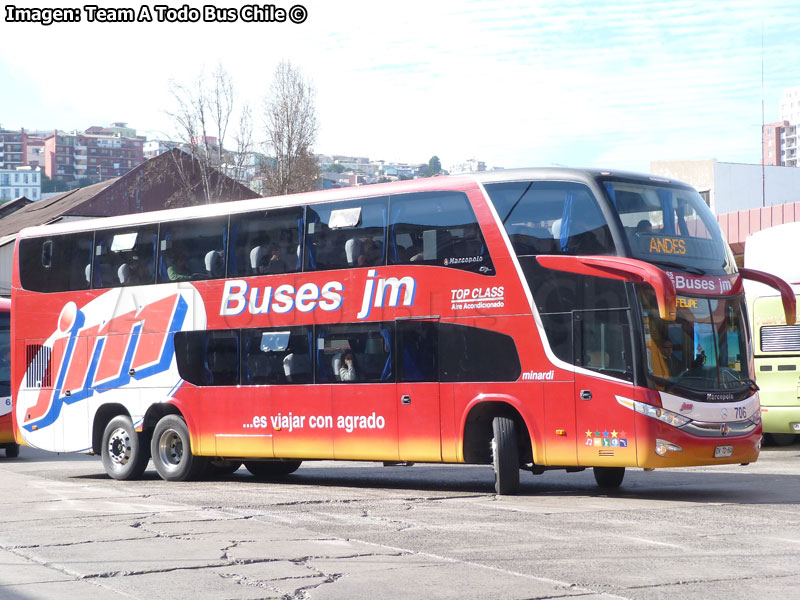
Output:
[[0, 298, 17, 458], [10, 169, 794, 493], [745, 223, 800, 445]]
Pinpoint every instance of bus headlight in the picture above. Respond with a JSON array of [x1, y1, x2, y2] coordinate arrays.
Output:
[[655, 439, 683, 456], [634, 401, 691, 428]]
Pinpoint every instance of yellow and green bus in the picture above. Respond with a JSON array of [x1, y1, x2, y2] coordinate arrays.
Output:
[[746, 223, 800, 445]]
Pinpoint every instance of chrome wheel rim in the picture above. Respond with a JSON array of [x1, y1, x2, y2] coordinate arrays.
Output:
[[157, 428, 183, 470], [107, 427, 132, 466]]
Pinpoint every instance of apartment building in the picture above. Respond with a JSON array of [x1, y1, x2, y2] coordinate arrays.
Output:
[[0, 128, 26, 171], [43, 125, 145, 182], [763, 120, 798, 167], [0, 167, 41, 202]]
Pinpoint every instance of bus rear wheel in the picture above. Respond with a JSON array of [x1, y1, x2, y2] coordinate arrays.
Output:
[[151, 415, 207, 481], [593, 466, 625, 489], [101, 415, 150, 480], [4, 443, 19, 458], [244, 460, 302, 478], [491, 416, 520, 495]]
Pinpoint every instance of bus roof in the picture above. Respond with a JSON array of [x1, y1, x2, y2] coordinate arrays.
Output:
[[16, 167, 693, 240]]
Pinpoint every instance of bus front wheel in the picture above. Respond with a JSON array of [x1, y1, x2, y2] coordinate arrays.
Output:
[[491, 416, 520, 495], [593, 466, 625, 489], [151, 415, 207, 481], [101, 415, 150, 480]]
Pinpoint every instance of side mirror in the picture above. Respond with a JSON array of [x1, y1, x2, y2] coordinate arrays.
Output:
[[739, 267, 796, 325], [537, 255, 677, 321]]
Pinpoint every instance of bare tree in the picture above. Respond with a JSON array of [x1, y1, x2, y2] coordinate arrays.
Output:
[[165, 65, 254, 205], [261, 61, 320, 196]]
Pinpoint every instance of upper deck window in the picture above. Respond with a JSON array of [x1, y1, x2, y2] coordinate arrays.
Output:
[[306, 197, 387, 271], [485, 181, 615, 257], [603, 179, 735, 276], [19, 232, 94, 293], [388, 191, 494, 274], [229, 207, 303, 277]]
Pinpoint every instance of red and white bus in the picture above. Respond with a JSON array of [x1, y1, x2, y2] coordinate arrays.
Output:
[[10, 169, 794, 493], [0, 298, 17, 458]]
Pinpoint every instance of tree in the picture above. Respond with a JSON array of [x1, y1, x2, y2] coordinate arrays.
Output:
[[165, 65, 253, 205], [423, 155, 442, 177], [261, 60, 320, 196]]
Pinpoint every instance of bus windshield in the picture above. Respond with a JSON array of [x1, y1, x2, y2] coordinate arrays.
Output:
[[639, 288, 752, 398], [603, 178, 735, 276]]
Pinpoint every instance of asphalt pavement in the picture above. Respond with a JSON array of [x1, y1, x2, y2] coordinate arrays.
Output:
[[1, 444, 800, 599]]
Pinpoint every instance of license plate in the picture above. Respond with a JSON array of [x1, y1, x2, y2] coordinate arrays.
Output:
[[714, 445, 733, 458]]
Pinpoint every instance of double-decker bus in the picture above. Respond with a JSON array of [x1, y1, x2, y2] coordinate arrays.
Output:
[[0, 298, 17, 458], [745, 222, 800, 445], [10, 169, 794, 493]]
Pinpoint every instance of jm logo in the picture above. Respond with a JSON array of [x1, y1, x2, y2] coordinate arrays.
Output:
[[23, 294, 187, 431]]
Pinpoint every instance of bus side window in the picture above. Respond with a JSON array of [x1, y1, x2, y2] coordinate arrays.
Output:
[[397, 320, 438, 382], [573, 310, 633, 382], [228, 207, 304, 277], [93, 225, 157, 288], [19, 232, 94, 293], [316, 322, 393, 383], [158, 216, 228, 283], [175, 330, 240, 386], [240, 326, 313, 385], [305, 197, 387, 272], [485, 181, 614, 257], [389, 191, 494, 274], [438, 323, 520, 382]]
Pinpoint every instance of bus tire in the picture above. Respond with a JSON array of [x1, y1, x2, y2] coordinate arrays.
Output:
[[101, 415, 150, 481], [491, 416, 520, 495], [4, 443, 19, 458], [151, 415, 207, 482], [593, 466, 625, 489], [244, 460, 302, 478]]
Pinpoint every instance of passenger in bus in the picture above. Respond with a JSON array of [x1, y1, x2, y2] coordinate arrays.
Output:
[[118, 255, 149, 286], [260, 244, 288, 274], [660, 340, 681, 376], [357, 237, 381, 267], [338, 350, 358, 381], [565, 212, 607, 255], [166, 249, 193, 281], [636, 219, 654, 233], [692, 344, 707, 369]]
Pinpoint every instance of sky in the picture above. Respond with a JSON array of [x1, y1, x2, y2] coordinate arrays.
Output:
[[2, 0, 800, 172]]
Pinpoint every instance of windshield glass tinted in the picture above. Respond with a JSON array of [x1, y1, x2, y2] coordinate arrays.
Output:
[[603, 179, 735, 275], [485, 181, 615, 256], [639, 288, 751, 397]]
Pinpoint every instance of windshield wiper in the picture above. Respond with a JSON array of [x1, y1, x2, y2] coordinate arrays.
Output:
[[649, 260, 706, 276]]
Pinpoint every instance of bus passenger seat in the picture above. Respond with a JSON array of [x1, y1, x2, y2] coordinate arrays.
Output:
[[283, 353, 311, 383], [250, 245, 266, 274], [345, 238, 361, 265], [331, 353, 343, 381], [205, 250, 223, 278], [118, 263, 130, 285]]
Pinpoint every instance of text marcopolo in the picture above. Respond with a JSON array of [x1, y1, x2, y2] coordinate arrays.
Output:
[[4, 4, 309, 26]]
